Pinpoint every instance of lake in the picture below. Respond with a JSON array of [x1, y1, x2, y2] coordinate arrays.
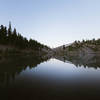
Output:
[[0, 55, 100, 100]]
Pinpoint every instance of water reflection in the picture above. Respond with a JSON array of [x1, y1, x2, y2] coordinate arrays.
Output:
[[0, 55, 50, 87], [54, 54, 100, 69], [0, 54, 100, 100], [1, 54, 100, 87]]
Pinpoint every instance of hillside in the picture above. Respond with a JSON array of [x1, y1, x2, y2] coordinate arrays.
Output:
[[0, 23, 51, 58], [53, 39, 100, 56]]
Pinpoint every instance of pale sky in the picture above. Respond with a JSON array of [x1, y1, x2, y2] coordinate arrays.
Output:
[[0, 0, 100, 47]]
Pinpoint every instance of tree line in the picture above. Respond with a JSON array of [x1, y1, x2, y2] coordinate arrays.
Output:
[[74, 38, 100, 45], [0, 22, 49, 50]]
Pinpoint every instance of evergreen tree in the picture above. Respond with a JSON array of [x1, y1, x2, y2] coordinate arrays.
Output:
[[0, 22, 49, 51]]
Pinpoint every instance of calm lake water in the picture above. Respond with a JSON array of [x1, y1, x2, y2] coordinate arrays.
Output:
[[0, 56, 100, 100]]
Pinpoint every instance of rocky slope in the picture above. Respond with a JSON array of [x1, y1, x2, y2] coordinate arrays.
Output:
[[53, 39, 100, 56]]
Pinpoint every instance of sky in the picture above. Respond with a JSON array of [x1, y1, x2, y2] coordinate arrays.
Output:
[[0, 0, 100, 47]]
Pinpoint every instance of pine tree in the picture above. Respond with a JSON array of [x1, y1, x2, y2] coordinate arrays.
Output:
[[8, 21, 12, 44]]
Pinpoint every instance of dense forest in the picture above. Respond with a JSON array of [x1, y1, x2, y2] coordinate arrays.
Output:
[[0, 22, 49, 50]]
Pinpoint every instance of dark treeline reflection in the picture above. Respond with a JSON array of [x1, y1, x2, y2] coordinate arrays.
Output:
[[1, 53, 100, 86], [54, 54, 100, 69], [0, 55, 50, 87], [1, 53, 100, 87], [1, 55, 100, 100]]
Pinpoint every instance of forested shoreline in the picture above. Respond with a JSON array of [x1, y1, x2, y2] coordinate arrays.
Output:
[[0, 22, 50, 58]]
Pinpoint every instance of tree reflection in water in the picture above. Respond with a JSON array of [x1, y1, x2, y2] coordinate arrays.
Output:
[[0, 54, 100, 100], [54, 54, 100, 69], [0, 55, 50, 87]]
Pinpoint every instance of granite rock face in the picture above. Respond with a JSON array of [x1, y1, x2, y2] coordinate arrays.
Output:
[[53, 43, 100, 57]]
